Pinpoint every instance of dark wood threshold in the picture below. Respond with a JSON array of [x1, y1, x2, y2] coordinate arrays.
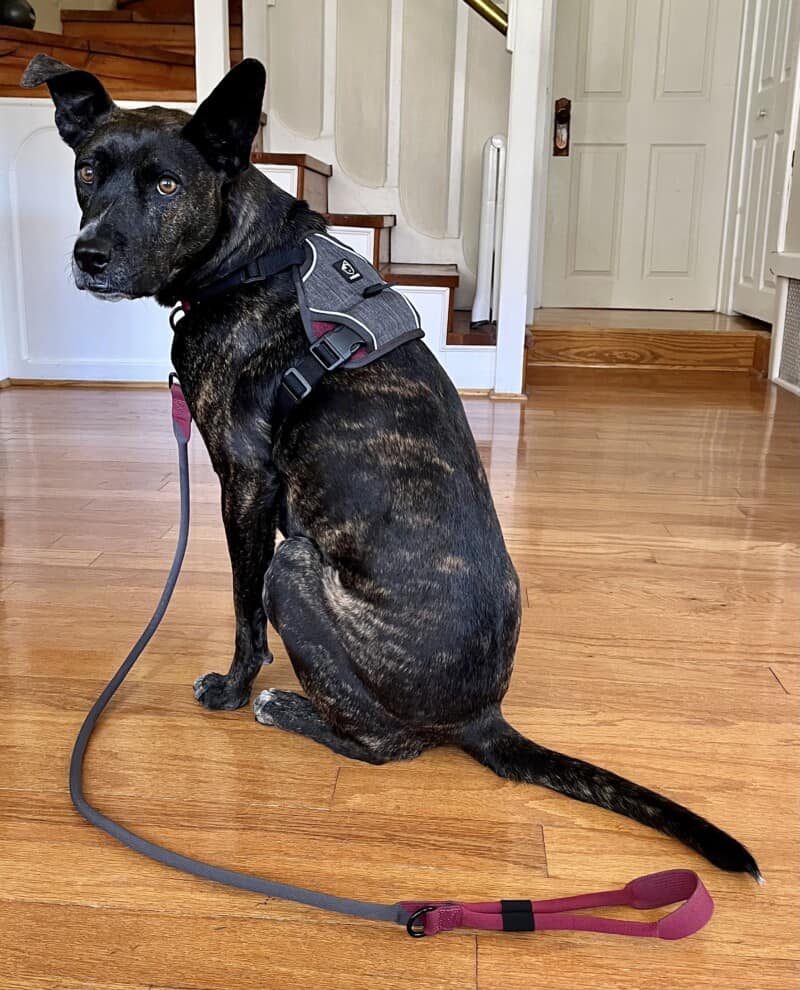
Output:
[[325, 214, 396, 228], [62, 9, 136, 22], [380, 262, 459, 288]]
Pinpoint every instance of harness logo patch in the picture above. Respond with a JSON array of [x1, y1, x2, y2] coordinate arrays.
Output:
[[333, 258, 362, 283]]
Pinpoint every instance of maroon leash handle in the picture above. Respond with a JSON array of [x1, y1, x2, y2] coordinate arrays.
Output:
[[399, 870, 713, 939]]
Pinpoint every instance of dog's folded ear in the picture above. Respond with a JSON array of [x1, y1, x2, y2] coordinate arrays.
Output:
[[182, 59, 266, 178], [22, 54, 116, 150]]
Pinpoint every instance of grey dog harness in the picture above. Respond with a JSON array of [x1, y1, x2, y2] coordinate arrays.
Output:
[[278, 233, 423, 425]]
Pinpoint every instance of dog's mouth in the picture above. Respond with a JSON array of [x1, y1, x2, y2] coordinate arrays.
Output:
[[73, 268, 139, 302], [86, 285, 135, 302]]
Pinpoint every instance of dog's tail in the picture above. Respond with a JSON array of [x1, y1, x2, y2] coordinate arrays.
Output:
[[457, 709, 761, 880]]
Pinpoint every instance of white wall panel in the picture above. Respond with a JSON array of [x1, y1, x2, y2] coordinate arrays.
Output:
[[656, 0, 716, 99], [578, 0, 634, 99], [399, 0, 458, 237], [567, 144, 625, 276], [335, 0, 390, 187], [267, 0, 324, 138], [644, 144, 704, 277]]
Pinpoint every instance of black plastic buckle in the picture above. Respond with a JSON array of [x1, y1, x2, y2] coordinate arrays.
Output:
[[241, 259, 265, 284], [406, 905, 437, 938], [309, 331, 360, 372], [282, 367, 312, 402]]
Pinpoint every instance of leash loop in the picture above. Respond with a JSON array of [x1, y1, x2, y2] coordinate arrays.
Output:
[[399, 869, 713, 939]]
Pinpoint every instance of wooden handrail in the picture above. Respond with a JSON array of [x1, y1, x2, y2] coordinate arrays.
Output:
[[461, 0, 508, 35]]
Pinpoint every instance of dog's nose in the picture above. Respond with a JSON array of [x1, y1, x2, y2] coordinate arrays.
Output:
[[74, 237, 112, 276]]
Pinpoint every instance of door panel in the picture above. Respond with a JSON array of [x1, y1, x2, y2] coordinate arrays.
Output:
[[543, 0, 743, 309], [644, 145, 704, 277], [732, 0, 799, 322], [568, 145, 625, 275]]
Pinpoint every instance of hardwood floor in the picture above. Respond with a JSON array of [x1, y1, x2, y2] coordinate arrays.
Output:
[[1, 373, 798, 990]]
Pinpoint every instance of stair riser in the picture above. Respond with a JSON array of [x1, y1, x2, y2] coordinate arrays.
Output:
[[528, 328, 766, 372], [62, 21, 242, 56]]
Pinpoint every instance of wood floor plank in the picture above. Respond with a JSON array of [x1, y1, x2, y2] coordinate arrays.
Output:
[[1, 374, 798, 989], [0, 902, 477, 990]]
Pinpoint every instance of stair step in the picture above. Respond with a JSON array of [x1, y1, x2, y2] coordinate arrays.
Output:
[[325, 215, 395, 269], [252, 153, 332, 213], [62, 9, 242, 58], [0, 24, 195, 98], [380, 263, 459, 288], [325, 214, 396, 229], [379, 264, 459, 334], [527, 322, 769, 371], [116, 0, 242, 25]]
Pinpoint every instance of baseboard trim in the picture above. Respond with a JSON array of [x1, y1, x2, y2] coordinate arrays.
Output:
[[490, 391, 528, 402], [2, 379, 522, 401], [8, 378, 164, 389]]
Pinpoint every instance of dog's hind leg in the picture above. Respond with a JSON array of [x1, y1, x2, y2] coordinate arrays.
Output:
[[253, 689, 390, 764], [257, 536, 426, 764]]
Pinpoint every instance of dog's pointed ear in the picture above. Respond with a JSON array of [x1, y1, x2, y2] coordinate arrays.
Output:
[[182, 59, 266, 178], [21, 54, 116, 149]]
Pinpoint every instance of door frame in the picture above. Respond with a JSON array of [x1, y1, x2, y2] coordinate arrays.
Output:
[[717, 0, 800, 317]]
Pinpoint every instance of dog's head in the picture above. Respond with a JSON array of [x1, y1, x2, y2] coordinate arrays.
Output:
[[21, 55, 266, 300]]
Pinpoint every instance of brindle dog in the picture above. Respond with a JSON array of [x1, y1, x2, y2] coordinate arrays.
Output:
[[23, 54, 760, 880]]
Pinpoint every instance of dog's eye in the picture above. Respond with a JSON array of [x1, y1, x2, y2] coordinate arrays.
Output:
[[78, 165, 95, 185], [157, 176, 179, 196]]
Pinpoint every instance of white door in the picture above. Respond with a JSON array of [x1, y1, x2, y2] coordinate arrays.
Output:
[[731, 0, 800, 323], [542, 0, 743, 309]]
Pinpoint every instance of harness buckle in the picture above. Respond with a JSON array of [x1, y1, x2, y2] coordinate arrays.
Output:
[[241, 260, 265, 284], [281, 367, 313, 402], [309, 328, 362, 371]]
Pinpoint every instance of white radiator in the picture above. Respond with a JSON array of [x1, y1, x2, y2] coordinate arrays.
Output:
[[471, 134, 506, 327]]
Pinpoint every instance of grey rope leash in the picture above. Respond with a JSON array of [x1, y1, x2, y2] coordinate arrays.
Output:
[[68, 377, 408, 930]]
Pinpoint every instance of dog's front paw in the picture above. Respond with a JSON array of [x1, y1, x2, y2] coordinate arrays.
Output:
[[193, 672, 250, 710], [253, 688, 278, 725]]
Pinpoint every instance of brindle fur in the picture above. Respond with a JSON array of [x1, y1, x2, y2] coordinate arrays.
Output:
[[24, 55, 761, 880]]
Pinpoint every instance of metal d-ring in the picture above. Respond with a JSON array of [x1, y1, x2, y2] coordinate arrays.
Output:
[[406, 905, 437, 938]]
